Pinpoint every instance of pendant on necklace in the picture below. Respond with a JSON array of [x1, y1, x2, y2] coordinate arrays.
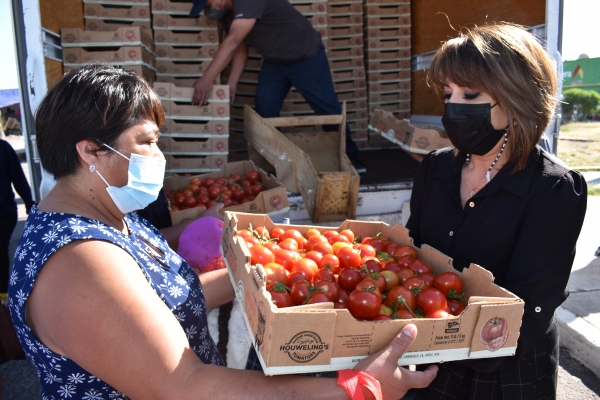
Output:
[[469, 189, 476, 197]]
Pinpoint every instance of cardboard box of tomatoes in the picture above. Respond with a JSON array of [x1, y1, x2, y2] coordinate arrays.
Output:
[[163, 161, 289, 225], [221, 212, 525, 375]]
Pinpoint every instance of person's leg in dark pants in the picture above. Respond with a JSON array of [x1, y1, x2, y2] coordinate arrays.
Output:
[[255, 60, 293, 118], [0, 212, 18, 293], [285, 47, 364, 170]]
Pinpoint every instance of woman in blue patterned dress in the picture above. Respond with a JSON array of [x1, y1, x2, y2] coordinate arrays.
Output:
[[8, 64, 437, 399]]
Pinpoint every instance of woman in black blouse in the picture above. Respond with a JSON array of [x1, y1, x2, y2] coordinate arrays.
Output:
[[407, 24, 587, 399]]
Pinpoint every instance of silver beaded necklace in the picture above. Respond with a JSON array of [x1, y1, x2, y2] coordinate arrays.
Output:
[[465, 132, 508, 197]]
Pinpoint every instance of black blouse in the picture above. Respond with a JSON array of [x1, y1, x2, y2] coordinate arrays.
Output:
[[406, 146, 587, 372]]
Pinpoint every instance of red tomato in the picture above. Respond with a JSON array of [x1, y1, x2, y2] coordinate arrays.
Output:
[[290, 281, 312, 305], [279, 238, 299, 252], [416, 288, 448, 315], [334, 302, 347, 309], [208, 186, 221, 200], [249, 245, 274, 266], [254, 226, 270, 239], [287, 271, 309, 287], [263, 242, 281, 253], [307, 235, 329, 251], [354, 280, 383, 302], [361, 257, 381, 273], [307, 292, 331, 304], [314, 280, 340, 302], [232, 189, 245, 201], [304, 251, 324, 264], [386, 286, 416, 312], [425, 309, 450, 319], [263, 263, 287, 288], [245, 170, 261, 184], [366, 238, 384, 251], [421, 273, 435, 287], [170, 205, 180, 212], [338, 268, 363, 291], [392, 309, 415, 319], [396, 267, 416, 283], [434, 272, 464, 299], [314, 268, 335, 283], [274, 249, 297, 271], [356, 244, 376, 258], [322, 230, 338, 243], [382, 262, 401, 273], [393, 246, 418, 259], [305, 228, 321, 239], [270, 227, 285, 241], [380, 270, 400, 292], [384, 242, 398, 254], [364, 274, 387, 294], [197, 194, 210, 205], [282, 229, 305, 249], [338, 289, 350, 306], [183, 196, 196, 208], [203, 177, 215, 187], [396, 255, 414, 269], [348, 288, 382, 320], [268, 284, 293, 308], [291, 258, 319, 281], [250, 184, 264, 196], [372, 314, 392, 321], [329, 234, 350, 245], [189, 177, 202, 186], [317, 254, 340, 274], [447, 299, 466, 316], [408, 259, 433, 275], [174, 192, 185, 206], [403, 276, 429, 293], [337, 247, 362, 269], [339, 229, 355, 243]]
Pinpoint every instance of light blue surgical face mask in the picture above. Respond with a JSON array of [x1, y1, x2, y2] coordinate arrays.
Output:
[[91, 142, 166, 214]]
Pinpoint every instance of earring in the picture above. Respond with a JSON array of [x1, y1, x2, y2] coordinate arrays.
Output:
[[89, 164, 96, 173]]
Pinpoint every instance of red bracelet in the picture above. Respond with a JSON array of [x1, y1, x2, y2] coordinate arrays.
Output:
[[337, 369, 383, 400]]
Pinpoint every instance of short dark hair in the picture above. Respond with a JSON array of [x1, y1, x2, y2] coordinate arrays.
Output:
[[36, 63, 164, 179], [428, 23, 558, 171]]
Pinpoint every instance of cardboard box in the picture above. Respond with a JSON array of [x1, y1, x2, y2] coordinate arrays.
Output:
[[85, 19, 153, 35], [365, 48, 411, 60], [327, 47, 364, 59], [368, 100, 410, 114], [364, 3, 411, 15], [367, 69, 410, 81], [331, 68, 365, 81], [364, 0, 410, 4], [365, 36, 410, 50], [63, 63, 155, 83], [369, 109, 452, 154], [62, 45, 155, 67], [221, 212, 524, 375], [327, 2, 363, 14], [61, 27, 153, 50], [84, 0, 148, 4], [152, 14, 218, 30], [367, 79, 410, 93], [329, 57, 364, 71], [365, 13, 411, 27], [162, 100, 230, 120], [159, 136, 228, 154], [155, 45, 218, 60], [293, 2, 327, 14], [327, 25, 363, 38], [165, 154, 227, 172], [154, 30, 219, 46], [369, 90, 410, 103], [160, 119, 230, 137], [334, 78, 367, 91], [163, 160, 290, 224], [334, 88, 368, 100], [366, 58, 411, 71], [154, 82, 229, 102], [152, 0, 196, 14], [155, 76, 199, 87], [327, 14, 363, 26], [156, 60, 212, 75], [328, 36, 363, 48], [244, 105, 360, 222], [365, 26, 411, 39], [305, 14, 328, 27], [83, 4, 151, 20]]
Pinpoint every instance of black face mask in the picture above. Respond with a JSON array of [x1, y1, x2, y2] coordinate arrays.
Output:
[[442, 102, 507, 155]]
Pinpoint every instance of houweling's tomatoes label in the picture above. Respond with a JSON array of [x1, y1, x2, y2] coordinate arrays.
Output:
[[280, 331, 330, 363]]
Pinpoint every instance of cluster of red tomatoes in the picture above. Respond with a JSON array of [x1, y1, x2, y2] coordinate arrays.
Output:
[[236, 226, 467, 321], [165, 170, 265, 212]]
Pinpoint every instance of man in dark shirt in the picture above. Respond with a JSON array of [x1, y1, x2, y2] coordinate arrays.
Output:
[[189, 0, 367, 173], [0, 139, 34, 293]]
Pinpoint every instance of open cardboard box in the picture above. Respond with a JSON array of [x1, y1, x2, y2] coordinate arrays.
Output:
[[164, 161, 289, 225], [221, 212, 525, 375], [369, 109, 451, 154], [61, 26, 153, 51]]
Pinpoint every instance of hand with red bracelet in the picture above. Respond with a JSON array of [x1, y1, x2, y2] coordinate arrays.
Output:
[[350, 324, 438, 399]]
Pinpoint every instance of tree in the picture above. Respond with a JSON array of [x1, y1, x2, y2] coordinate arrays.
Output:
[[562, 88, 600, 121]]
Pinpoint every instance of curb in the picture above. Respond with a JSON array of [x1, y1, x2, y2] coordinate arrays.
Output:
[[556, 306, 600, 378]]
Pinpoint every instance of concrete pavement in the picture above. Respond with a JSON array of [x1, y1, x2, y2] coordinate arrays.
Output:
[[557, 172, 600, 379]]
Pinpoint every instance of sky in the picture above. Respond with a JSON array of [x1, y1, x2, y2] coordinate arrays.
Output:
[[0, 0, 598, 90]]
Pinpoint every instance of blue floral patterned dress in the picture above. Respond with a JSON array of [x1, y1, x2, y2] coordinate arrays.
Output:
[[8, 206, 224, 399]]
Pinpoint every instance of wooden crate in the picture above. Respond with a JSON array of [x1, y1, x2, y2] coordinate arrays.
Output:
[[243, 104, 359, 222]]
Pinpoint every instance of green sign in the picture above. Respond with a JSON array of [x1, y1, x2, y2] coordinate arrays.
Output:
[[563, 57, 600, 91]]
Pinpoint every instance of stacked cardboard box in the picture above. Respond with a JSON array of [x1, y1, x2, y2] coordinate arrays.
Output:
[[363, 0, 411, 149], [61, 25, 157, 83], [154, 82, 230, 173], [83, 1, 152, 36]]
